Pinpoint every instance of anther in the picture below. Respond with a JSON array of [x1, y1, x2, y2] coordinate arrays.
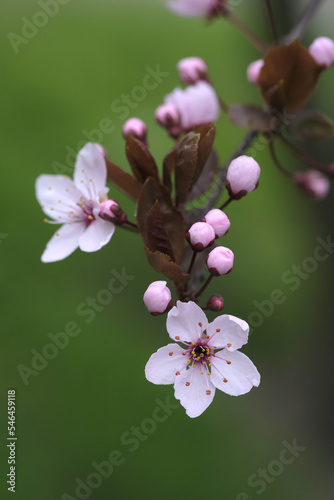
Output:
[[223, 378, 228, 383], [227, 343, 232, 348], [175, 336, 180, 340], [226, 360, 231, 365], [216, 328, 221, 332], [169, 352, 173, 356], [175, 371, 180, 376], [198, 322, 202, 327], [206, 390, 211, 395], [182, 352, 187, 356], [185, 382, 190, 387]]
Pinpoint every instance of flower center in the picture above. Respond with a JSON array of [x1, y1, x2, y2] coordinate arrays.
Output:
[[191, 344, 210, 364]]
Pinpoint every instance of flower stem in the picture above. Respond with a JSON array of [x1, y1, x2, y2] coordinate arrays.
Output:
[[222, 9, 269, 54], [285, 0, 325, 43], [262, 0, 278, 45], [278, 134, 330, 174], [195, 275, 213, 299], [268, 139, 293, 178], [187, 250, 197, 275], [219, 197, 233, 211]]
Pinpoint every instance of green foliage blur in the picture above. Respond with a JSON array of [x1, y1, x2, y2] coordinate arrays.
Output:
[[1, 1, 334, 499]]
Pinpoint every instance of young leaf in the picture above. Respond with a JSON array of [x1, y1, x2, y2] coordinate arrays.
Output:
[[287, 110, 334, 140], [174, 131, 200, 205], [228, 104, 278, 131], [137, 177, 185, 264], [145, 248, 191, 285], [125, 133, 158, 184], [106, 158, 140, 201], [258, 40, 323, 113]]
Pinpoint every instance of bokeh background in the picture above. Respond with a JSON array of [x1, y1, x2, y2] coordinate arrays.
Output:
[[1, 1, 334, 499]]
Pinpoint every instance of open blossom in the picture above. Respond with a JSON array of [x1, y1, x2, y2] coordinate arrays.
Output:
[[145, 301, 260, 418], [164, 81, 220, 131], [35, 143, 115, 262], [167, 0, 223, 18]]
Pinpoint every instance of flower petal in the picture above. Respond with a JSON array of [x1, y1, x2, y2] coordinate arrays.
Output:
[[210, 350, 260, 396], [78, 217, 115, 253], [167, 301, 208, 343], [145, 344, 186, 385], [174, 364, 215, 418], [207, 315, 249, 351], [41, 222, 86, 262], [74, 143, 107, 200], [35, 174, 80, 220], [167, 0, 217, 17]]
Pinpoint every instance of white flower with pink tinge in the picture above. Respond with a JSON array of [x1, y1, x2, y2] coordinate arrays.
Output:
[[145, 301, 260, 418], [35, 143, 115, 262]]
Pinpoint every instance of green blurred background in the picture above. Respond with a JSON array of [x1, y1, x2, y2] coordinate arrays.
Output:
[[1, 1, 334, 499]]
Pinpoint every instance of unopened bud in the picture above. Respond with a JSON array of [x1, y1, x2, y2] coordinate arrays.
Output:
[[294, 170, 330, 200], [206, 246, 234, 276], [155, 104, 182, 138], [99, 200, 127, 224], [143, 281, 173, 315], [309, 36, 334, 68], [226, 155, 261, 198], [202, 209, 230, 238], [186, 222, 215, 252], [246, 59, 264, 85], [206, 294, 225, 312], [123, 118, 147, 142], [177, 57, 209, 84]]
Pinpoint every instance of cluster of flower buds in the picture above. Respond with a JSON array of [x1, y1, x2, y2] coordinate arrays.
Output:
[[156, 57, 220, 138], [35, 0, 334, 417]]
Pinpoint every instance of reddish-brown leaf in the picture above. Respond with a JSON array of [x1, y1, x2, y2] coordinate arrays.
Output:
[[125, 133, 158, 184], [106, 159, 140, 201], [258, 40, 323, 113], [145, 249, 191, 285]]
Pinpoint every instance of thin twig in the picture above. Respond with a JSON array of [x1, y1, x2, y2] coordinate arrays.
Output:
[[195, 275, 213, 299], [268, 139, 293, 178], [284, 0, 325, 43], [278, 134, 329, 174], [223, 10, 269, 54], [262, 0, 279, 45]]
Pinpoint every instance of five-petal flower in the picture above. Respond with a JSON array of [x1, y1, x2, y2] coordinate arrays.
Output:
[[35, 143, 115, 262], [145, 301, 260, 418]]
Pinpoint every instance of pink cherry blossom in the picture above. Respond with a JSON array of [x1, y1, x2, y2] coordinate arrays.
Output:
[[123, 118, 147, 142], [246, 59, 264, 85], [309, 36, 334, 68], [35, 143, 115, 262], [186, 222, 215, 251], [167, 0, 222, 18], [177, 57, 209, 84], [202, 208, 230, 238], [164, 81, 220, 131], [294, 170, 330, 200], [145, 301, 260, 418], [143, 281, 173, 315]]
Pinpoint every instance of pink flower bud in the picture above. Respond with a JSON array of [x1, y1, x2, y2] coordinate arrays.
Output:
[[206, 246, 234, 276], [226, 155, 261, 198], [167, 0, 224, 18], [143, 281, 173, 316], [294, 170, 330, 200], [186, 222, 215, 252], [123, 118, 147, 142], [202, 209, 230, 238], [99, 200, 127, 224], [177, 57, 209, 85], [309, 37, 334, 68], [246, 59, 264, 85], [155, 104, 182, 138], [206, 294, 225, 312], [164, 81, 220, 131]]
